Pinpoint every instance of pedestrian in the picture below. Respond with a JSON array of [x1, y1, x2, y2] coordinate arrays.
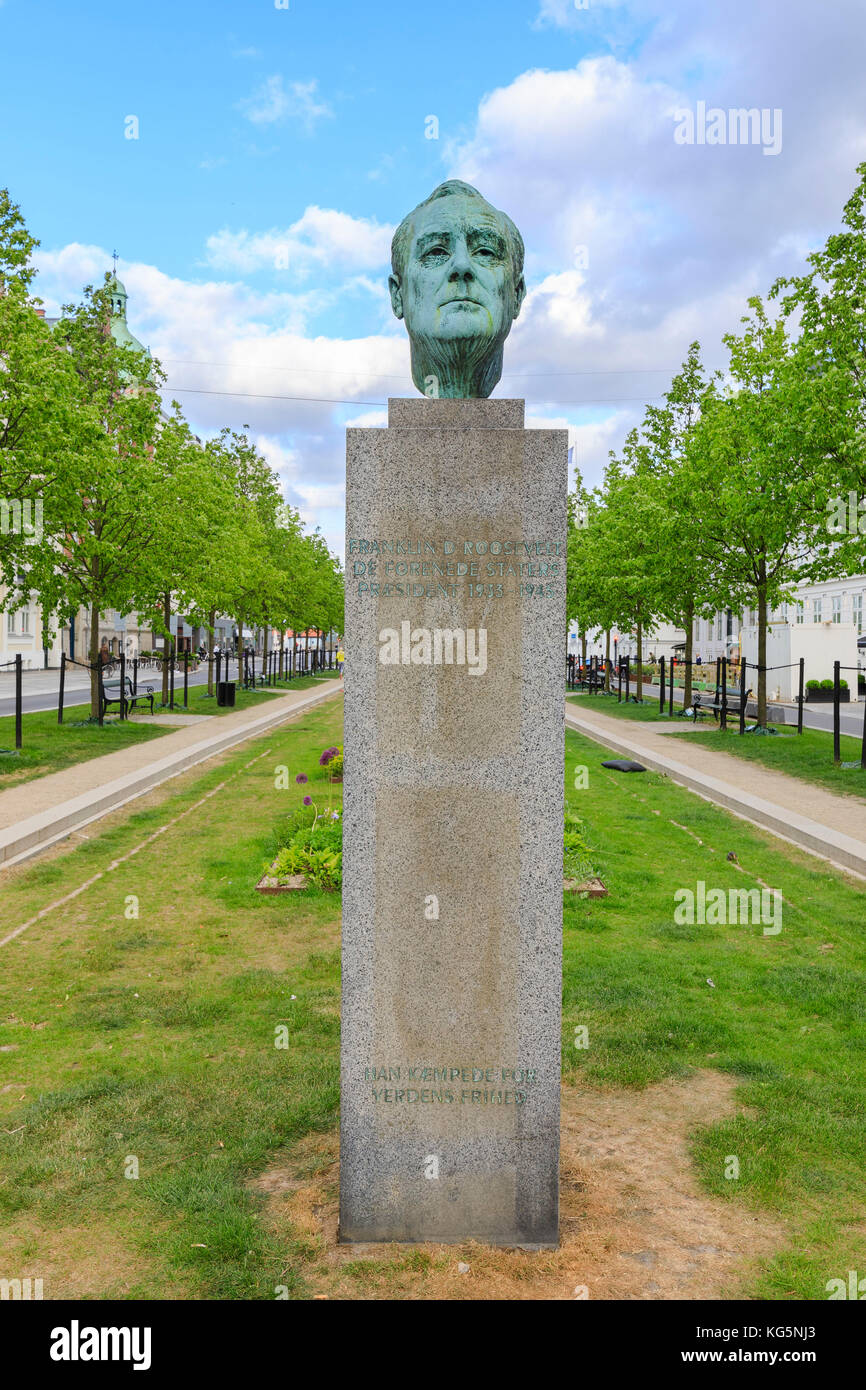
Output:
[[337, 645, 345, 677]]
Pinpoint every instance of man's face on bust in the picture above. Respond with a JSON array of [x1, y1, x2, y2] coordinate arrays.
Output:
[[394, 192, 523, 348]]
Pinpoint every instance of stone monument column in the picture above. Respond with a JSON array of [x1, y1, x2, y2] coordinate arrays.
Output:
[[340, 394, 566, 1246]]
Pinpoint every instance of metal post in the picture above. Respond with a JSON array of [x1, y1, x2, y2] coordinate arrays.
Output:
[[97, 657, 105, 728], [119, 650, 126, 720], [720, 657, 728, 731], [169, 640, 176, 710], [669, 657, 675, 717], [739, 657, 747, 735], [183, 650, 189, 708], [15, 653, 23, 749], [617, 657, 622, 702], [659, 656, 665, 715], [797, 657, 805, 735], [833, 659, 841, 764], [625, 654, 631, 702], [861, 682, 866, 770], [58, 651, 66, 725], [133, 657, 139, 697]]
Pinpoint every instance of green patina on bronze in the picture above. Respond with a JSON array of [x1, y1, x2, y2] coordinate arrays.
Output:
[[389, 181, 525, 399]]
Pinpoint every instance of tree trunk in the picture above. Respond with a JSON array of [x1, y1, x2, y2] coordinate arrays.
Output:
[[757, 576, 768, 728], [207, 606, 216, 696], [604, 629, 611, 692], [161, 591, 171, 705], [88, 598, 101, 720], [683, 597, 695, 710], [580, 631, 587, 674], [635, 617, 644, 701]]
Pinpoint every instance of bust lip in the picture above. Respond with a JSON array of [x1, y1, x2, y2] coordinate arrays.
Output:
[[439, 296, 485, 308]]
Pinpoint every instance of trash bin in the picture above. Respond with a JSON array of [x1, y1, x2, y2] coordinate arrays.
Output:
[[217, 681, 236, 708]]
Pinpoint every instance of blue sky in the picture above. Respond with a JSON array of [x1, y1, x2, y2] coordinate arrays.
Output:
[[2, 0, 866, 558]]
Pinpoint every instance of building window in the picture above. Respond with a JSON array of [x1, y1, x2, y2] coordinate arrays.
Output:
[[832, 595, 842, 624], [716, 613, 724, 641], [19, 607, 32, 635], [813, 597, 823, 623], [795, 602, 804, 624], [6, 611, 15, 636], [854, 594, 863, 635]]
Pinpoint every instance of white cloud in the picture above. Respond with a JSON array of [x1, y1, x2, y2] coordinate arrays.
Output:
[[237, 75, 332, 131], [205, 206, 393, 277]]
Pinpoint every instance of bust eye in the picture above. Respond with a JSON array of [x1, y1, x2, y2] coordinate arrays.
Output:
[[422, 245, 449, 261]]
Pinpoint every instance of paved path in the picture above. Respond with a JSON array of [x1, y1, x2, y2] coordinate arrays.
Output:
[[566, 700, 866, 878], [0, 681, 343, 866]]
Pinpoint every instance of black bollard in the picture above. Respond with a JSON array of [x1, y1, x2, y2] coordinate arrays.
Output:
[[721, 657, 728, 731], [739, 658, 747, 735], [659, 656, 665, 715], [58, 651, 66, 725], [797, 657, 805, 735], [833, 660, 841, 764], [15, 653, 23, 749], [183, 650, 189, 708], [120, 650, 126, 720]]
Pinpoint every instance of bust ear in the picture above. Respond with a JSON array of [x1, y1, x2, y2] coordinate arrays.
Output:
[[512, 273, 526, 321], [388, 273, 404, 320]]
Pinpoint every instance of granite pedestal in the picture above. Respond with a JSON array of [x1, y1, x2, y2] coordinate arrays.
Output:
[[340, 397, 567, 1246]]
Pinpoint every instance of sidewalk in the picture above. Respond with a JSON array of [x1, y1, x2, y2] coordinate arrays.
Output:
[[566, 702, 866, 878], [0, 681, 343, 868]]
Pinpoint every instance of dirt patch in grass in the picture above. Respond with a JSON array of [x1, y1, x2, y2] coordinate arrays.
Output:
[[253, 1072, 786, 1300], [0, 1218, 186, 1300]]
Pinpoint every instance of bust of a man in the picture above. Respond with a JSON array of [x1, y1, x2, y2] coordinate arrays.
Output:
[[389, 180, 526, 399]]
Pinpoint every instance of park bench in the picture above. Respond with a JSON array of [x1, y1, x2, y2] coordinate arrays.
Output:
[[101, 676, 156, 719], [692, 684, 752, 722], [574, 667, 606, 693]]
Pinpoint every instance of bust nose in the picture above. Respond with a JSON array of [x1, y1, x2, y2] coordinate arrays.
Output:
[[448, 239, 475, 282]]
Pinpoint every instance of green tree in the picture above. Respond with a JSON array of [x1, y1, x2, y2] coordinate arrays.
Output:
[[685, 298, 839, 726], [17, 277, 164, 716]]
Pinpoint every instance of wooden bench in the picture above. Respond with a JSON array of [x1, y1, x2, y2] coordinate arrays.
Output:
[[692, 685, 752, 722], [102, 677, 156, 718]]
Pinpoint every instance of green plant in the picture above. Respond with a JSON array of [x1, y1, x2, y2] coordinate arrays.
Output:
[[806, 679, 820, 690], [820, 679, 833, 689], [269, 810, 343, 890], [563, 806, 596, 882]]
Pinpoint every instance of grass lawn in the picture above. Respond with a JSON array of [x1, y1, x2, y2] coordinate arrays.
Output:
[[0, 707, 864, 1299], [0, 671, 341, 790]]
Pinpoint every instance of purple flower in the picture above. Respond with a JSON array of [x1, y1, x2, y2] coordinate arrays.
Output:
[[295, 773, 308, 784], [303, 795, 312, 806]]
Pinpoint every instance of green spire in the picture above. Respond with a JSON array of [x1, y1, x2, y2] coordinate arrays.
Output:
[[106, 270, 149, 356]]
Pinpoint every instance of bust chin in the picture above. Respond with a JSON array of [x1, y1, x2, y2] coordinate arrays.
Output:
[[389, 181, 526, 400]]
